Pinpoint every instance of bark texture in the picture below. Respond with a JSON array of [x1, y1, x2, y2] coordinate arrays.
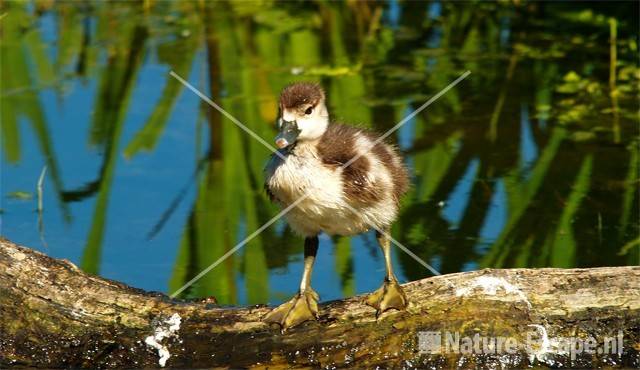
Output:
[[0, 237, 638, 368]]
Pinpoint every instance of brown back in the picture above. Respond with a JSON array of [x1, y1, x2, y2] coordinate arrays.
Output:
[[316, 124, 409, 205]]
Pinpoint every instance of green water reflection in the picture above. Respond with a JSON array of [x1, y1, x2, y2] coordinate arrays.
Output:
[[1, 1, 638, 305]]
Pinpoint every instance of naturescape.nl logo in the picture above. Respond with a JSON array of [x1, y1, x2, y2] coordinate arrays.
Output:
[[418, 328, 624, 361]]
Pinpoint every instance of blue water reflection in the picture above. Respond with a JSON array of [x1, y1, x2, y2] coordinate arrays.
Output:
[[2, 1, 637, 306]]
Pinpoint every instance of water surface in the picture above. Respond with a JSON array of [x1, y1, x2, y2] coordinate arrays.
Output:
[[1, 1, 638, 305]]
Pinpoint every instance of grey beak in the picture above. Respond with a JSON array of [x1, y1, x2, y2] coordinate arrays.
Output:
[[275, 118, 301, 149]]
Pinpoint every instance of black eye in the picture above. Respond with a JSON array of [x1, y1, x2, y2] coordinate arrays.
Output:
[[305, 107, 313, 115]]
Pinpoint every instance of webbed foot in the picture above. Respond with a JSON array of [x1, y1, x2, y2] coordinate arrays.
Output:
[[366, 278, 408, 317], [263, 289, 319, 331]]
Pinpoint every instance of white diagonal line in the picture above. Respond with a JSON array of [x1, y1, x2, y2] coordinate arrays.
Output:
[[169, 71, 286, 160], [168, 71, 469, 297], [382, 230, 441, 276], [169, 193, 310, 298], [341, 70, 470, 169], [340, 201, 441, 276]]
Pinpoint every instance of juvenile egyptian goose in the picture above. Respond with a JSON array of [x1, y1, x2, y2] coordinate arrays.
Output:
[[264, 82, 409, 330]]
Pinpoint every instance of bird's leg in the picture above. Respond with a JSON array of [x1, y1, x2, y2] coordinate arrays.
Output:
[[263, 236, 320, 330], [366, 228, 408, 316]]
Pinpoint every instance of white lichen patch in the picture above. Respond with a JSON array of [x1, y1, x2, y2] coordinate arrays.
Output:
[[144, 313, 181, 367], [12, 251, 27, 261], [455, 276, 532, 308]]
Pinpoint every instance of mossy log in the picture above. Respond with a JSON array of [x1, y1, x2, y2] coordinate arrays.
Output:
[[1, 237, 639, 368]]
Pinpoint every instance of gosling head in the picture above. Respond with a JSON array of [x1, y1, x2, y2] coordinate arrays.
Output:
[[275, 82, 329, 149]]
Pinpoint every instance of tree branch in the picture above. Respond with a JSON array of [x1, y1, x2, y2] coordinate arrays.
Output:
[[0, 237, 638, 368]]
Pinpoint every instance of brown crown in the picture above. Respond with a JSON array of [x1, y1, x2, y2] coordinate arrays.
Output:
[[279, 82, 325, 109]]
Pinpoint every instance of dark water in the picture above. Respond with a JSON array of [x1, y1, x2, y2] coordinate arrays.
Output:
[[1, 1, 638, 306]]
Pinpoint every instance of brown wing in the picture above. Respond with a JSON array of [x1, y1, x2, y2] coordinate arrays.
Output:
[[370, 140, 409, 204], [317, 124, 385, 204]]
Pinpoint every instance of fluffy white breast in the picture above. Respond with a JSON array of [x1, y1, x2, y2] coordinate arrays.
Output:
[[265, 145, 340, 206], [265, 136, 400, 237], [265, 145, 345, 236]]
